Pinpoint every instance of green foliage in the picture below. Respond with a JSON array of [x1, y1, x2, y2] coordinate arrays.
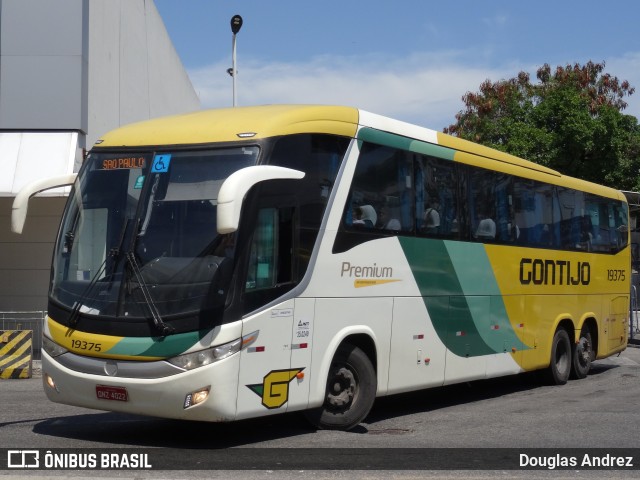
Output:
[[445, 61, 640, 190]]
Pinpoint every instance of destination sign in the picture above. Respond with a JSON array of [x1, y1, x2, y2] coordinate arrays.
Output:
[[101, 157, 146, 170]]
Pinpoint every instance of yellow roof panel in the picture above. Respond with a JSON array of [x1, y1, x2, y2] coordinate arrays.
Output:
[[96, 105, 360, 147], [436, 131, 560, 177]]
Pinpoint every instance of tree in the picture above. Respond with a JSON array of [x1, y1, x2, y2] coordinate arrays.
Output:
[[444, 61, 640, 190]]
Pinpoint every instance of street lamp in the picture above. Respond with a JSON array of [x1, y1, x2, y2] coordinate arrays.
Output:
[[229, 14, 243, 107]]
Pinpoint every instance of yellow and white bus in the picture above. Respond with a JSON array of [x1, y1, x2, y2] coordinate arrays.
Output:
[[13, 105, 630, 430]]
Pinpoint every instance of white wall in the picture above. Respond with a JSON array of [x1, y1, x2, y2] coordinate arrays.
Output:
[[87, 0, 200, 149], [0, 0, 201, 312], [0, 0, 88, 131]]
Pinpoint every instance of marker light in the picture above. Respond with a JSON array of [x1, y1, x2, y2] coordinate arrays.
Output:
[[167, 331, 259, 371], [184, 386, 210, 409], [44, 374, 59, 392], [43, 336, 68, 358]]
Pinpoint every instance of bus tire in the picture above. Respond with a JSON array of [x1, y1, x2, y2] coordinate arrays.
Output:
[[305, 343, 376, 431], [570, 328, 592, 379], [547, 328, 572, 385]]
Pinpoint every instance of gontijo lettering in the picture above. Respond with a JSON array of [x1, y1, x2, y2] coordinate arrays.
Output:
[[102, 156, 145, 170], [520, 258, 590, 285]]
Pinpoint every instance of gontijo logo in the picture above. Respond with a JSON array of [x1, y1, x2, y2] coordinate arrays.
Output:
[[247, 368, 304, 409], [340, 261, 401, 288]]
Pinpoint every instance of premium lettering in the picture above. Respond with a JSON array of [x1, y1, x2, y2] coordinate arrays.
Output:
[[519, 258, 590, 285], [341, 261, 392, 278]]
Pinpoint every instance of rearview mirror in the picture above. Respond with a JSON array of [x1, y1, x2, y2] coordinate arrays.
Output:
[[217, 166, 304, 234], [12, 173, 77, 234]]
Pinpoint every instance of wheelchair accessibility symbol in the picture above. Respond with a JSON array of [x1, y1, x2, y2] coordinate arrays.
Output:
[[151, 154, 171, 173]]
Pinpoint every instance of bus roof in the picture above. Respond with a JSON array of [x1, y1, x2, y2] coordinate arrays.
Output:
[[96, 105, 361, 147], [94, 104, 624, 202]]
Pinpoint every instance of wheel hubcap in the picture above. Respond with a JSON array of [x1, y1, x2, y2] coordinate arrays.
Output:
[[576, 337, 591, 368], [327, 367, 356, 408]]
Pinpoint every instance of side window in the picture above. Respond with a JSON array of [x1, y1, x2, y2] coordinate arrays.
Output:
[[513, 180, 555, 247], [245, 208, 279, 291], [586, 194, 629, 252], [613, 202, 629, 250], [345, 142, 414, 233], [557, 188, 588, 250], [242, 205, 295, 314], [468, 168, 498, 241], [416, 155, 459, 238]]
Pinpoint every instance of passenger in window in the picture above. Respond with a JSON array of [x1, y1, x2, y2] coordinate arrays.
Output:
[[379, 205, 401, 230], [352, 206, 365, 225], [423, 199, 441, 234], [355, 204, 377, 228], [475, 212, 496, 240]]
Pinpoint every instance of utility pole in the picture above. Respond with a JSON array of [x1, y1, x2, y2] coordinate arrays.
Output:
[[229, 15, 243, 107]]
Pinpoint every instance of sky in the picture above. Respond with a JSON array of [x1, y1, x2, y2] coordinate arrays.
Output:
[[154, 0, 640, 131]]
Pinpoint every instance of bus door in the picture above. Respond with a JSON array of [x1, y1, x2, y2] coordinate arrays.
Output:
[[235, 202, 302, 419], [236, 299, 296, 420]]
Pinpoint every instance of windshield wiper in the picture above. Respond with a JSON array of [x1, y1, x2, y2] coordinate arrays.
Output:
[[125, 251, 175, 336], [67, 257, 108, 328]]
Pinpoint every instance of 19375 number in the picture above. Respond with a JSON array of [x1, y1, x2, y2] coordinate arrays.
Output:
[[607, 269, 626, 281], [71, 339, 102, 352]]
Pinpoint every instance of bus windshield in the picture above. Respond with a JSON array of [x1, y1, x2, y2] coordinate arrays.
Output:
[[50, 147, 259, 332]]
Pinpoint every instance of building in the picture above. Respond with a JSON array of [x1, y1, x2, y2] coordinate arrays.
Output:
[[0, 0, 200, 312]]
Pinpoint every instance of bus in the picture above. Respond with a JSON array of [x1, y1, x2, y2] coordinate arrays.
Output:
[[13, 105, 630, 430]]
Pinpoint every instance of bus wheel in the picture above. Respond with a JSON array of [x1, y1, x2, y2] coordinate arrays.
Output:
[[547, 328, 572, 385], [571, 329, 592, 379], [305, 343, 376, 431]]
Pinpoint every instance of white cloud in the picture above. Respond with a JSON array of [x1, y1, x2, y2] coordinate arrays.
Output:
[[188, 52, 510, 130], [188, 51, 640, 132]]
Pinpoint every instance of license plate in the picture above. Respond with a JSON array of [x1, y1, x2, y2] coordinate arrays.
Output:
[[96, 385, 128, 402]]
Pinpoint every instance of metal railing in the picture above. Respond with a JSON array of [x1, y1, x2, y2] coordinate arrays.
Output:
[[0, 311, 45, 360]]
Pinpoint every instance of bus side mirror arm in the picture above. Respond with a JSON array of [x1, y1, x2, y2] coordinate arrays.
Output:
[[11, 173, 77, 234], [217, 166, 305, 234]]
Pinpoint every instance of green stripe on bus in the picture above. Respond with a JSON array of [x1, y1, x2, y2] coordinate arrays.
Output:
[[444, 241, 529, 353], [107, 329, 209, 358], [357, 128, 455, 160], [398, 237, 528, 357]]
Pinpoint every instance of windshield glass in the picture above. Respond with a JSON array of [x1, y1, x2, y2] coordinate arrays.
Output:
[[51, 147, 258, 328]]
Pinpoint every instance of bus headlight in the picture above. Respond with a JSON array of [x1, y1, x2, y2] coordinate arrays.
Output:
[[166, 331, 258, 371], [43, 335, 69, 358], [168, 339, 240, 370]]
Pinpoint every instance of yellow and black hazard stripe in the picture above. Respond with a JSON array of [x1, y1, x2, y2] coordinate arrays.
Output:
[[0, 330, 33, 379]]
